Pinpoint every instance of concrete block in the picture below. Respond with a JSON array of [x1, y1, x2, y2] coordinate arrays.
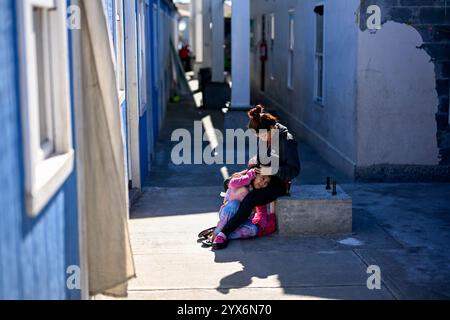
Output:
[[203, 82, 231, 109], [276, 185, 352, 236], [198, 67, 212, 92]]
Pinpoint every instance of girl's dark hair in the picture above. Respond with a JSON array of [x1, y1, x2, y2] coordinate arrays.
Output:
[[248, 105, 278, 132]]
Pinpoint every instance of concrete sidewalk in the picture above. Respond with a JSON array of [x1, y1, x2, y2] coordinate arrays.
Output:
[[125, 182, 450, 300], [117, 95, 450, 300], [127, 187, 378, 300]]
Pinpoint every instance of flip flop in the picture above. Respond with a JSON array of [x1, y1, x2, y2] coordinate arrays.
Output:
[[198, 227, 215, 240], [202, 239, 213, 247]]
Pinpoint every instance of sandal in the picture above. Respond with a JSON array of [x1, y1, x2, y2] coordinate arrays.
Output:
[[202, 239, 213, 247], [198, 227, 216, 240]]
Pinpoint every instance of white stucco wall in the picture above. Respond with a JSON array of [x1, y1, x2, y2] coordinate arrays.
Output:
[[356, 22, 439, 166], [201, 0, 212, 68], [178, 16, 190, 47], [250, 0, 360, 177]]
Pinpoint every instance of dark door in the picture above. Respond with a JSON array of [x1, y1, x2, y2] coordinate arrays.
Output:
[[260, 14, 266, 92]]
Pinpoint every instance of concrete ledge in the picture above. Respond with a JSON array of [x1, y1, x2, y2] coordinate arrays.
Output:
[[276, 185, 352, 236]]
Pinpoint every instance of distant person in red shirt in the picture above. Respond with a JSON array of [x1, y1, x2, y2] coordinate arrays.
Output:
[[179, 44, 191, 72]]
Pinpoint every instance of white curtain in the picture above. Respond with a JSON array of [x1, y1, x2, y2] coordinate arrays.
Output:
[[76, 0, 136, 297]]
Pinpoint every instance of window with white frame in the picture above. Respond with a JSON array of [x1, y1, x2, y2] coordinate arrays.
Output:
[[138, 0, 148, 116], [314, 5, 324, 103], [287, 10, 295, 90], [116, 0, 126, 101], [269, 13, 275, 80], [17, 0, 74, 217]]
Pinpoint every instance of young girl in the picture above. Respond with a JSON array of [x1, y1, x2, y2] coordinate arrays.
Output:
[[212, 105, 300, 250], [202, 168, 277, 248]]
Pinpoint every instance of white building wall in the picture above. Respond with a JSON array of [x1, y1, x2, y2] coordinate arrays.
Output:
[[250, 0, 440, 179], [250, 0, 360, 177], [202, 0, 212, 68], [193, 0, 204, 64], [356, 22, 439, 167]]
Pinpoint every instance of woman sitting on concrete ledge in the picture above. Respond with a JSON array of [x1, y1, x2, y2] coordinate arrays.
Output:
[[212, 105, 301, 250]]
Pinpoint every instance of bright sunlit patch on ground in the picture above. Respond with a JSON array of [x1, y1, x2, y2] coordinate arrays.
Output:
[[129, 212, 219, 233], [188, 79, 199, 91], [202, 115, 220, 151], [338, 238, 364, 246], [194, 92, 203, 108], [220, 166, 230, 180]]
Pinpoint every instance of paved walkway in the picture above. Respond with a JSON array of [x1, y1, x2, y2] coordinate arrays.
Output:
[[122, 89, 450, 300]]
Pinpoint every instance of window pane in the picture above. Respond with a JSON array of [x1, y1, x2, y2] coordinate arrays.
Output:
[[316, 13, 323, 54], [139, 1, 147, 107], [33, 8, 54, 154], [288, 12, 294, 88], [270, 14, 275, 40], [34, 8, 46, 145], [315, 5, 324, 102], [269, 13, 275, 79], [288, 51, 294, 88], [116, 0, 126, 91], [317, 55, 323, 99], [289, 14, 294, 50]]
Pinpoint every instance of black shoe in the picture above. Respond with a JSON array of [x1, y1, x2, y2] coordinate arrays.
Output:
[[198, 227, 215, 240], [202, 239, 213, 247]]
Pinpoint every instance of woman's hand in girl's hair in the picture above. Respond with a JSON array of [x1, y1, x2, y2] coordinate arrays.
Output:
[[255, 166, 274, 176], [248, 156, 258, 168]]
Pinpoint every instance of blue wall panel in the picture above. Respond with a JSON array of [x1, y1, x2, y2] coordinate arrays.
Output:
[[0, 0, 79, 300], [150, 0, 160, 148], [120, 0, 176, 186], [121, 100, 129, 181], [139, 114, 149, 183], [105, 0, 117, 46]]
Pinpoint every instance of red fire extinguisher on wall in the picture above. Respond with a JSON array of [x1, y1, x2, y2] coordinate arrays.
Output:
[[259, 39, 268, 62]]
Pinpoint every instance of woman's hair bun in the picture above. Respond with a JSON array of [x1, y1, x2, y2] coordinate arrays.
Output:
[[248, 105, 265, 120], [248, 104, 278, 132]]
